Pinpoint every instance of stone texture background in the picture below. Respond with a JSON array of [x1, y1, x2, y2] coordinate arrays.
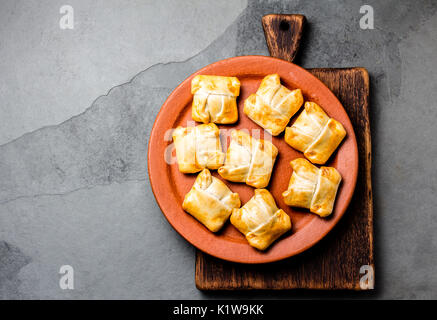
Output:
[[0, 0, 436, 299]]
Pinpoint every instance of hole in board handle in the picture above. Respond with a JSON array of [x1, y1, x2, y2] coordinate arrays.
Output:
[[279, 20, 290, 31]]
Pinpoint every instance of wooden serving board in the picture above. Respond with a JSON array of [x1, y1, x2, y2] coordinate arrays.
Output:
[[195, 14, 374, 290]]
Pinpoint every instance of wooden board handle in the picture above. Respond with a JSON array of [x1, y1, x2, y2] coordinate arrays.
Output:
[[262, 14, 306, 62]]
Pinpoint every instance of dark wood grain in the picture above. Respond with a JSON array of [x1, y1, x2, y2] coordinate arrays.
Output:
[[262, 14, 306, 62], [195, 14, 373, 290]]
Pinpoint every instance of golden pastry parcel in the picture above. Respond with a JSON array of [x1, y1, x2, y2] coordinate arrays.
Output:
[[282, 158, 342, 217], [218, 130, 278, 188], [231, 189, 291, 250], [172, 123, 224, 173], [183, 169, 240, 232], [285, 101, 346, 164], [191, 75, 241, 124], [244, 74, 303, 136]]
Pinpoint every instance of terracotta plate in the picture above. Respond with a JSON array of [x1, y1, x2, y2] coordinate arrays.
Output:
[[148, 56, 358, 263]]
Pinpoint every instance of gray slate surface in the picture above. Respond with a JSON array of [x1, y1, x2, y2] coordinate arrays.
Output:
[[0, 0, 437, 299]]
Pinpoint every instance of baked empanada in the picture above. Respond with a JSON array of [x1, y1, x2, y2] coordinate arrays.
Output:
[[285, 102, 346, 164], [183, 169, 240, 232], [282, 158, 342, 217], [172, 123, 225, 173], [231, 189, 291, 250], [191, 75, 240, 124], [218, 130, 278, 188], [244, 74, 303, 136]]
